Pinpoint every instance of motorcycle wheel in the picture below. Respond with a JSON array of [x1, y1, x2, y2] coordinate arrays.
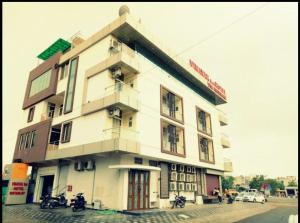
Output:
[[40, 203, 45, 209], [179, 203, 185, 208], [72, 207, 76, 212], [49, 203, 54, 209]]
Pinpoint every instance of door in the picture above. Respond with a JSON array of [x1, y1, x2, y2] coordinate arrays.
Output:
[[128, 170, 150, 210], [205, 174, 220, 196]]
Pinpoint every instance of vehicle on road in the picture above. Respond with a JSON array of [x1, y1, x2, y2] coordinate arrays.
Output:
[[40, 194, 51, 209], [243, 192, 265, 204], [235, 192, 247, 201], [49, 193, 68, 209], [70, 192, 86, 212], [171, 194, 186, 208]]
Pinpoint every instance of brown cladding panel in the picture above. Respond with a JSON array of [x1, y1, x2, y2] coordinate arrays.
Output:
[[205, 174, 220, 196], [160, 162, 169, 199], [13, 119, 52, 163], [22, 52, 62, 109]]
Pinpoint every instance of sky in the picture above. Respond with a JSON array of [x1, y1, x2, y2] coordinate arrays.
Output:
[[3, 2, 298, 178]]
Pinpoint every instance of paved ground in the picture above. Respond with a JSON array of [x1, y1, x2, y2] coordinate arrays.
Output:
[[3, 197, 297, 223]]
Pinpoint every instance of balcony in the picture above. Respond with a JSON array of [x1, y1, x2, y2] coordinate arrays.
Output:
[[82, 81, 139, 115], [224, 159, 233, 172], [221, 133, 231, 148], [45, 127, 140, 161], [218, 110, 228, 126]]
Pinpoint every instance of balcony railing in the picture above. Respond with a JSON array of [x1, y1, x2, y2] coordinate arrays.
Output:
[[47, 140, 60, 150], [218, 109, 228, 126], [221, 133, 230, 148], [41, 108, 63, 121], [104, 80, 139, 100], [102, 127, 139, 141]]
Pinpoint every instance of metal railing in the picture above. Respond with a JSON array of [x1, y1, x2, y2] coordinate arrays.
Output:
[[41, 108, 63, 121], [48, 140, 60, 150], [102, 127, 139, 141]]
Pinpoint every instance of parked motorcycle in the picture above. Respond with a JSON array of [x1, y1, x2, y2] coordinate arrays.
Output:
[[172, 194, 186, 208], [70, 192, 86, 212], [40, 194, 51, 209], [49, 193, 68, 209]]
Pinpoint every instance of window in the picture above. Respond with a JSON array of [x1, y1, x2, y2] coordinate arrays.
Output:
[[47, 102, 56, 118], [18, 134, 24, 150], [60, 62, 69, 80], [128, 117, 133, 127], [29, 69, 52, 97], [61, 122, 72, 143], [64, 57, 79, 114], [27, 107, 35, 122], [198, 135, 214, 163], [196, 107, 212, 136], [134, 157, 143, 164], [161, 119, 185, 157], [30, 131, 36, 148], [24, 132, 31, 149], [161, 86, 184, 123], [59, 104, 63, 116]]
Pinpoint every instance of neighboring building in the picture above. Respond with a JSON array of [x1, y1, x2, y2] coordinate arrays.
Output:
[[277, 176, 298, 187], [11, 6, 231, 210]]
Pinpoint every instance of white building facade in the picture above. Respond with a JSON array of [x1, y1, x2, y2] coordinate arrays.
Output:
[[13, 6, 232, 210]]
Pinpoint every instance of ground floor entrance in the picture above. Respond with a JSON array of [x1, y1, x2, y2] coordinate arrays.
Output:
[[40, 175, 54, 197], [127, 170, 150, 210]]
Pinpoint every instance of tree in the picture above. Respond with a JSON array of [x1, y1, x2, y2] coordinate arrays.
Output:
[[288, 180, 298, 187], [221, 176, 234, 190], [263, 179, 284, 195], [249, 175, 265, 190]]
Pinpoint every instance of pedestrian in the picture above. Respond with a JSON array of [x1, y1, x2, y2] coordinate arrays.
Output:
[[213, 187, 222, 204]]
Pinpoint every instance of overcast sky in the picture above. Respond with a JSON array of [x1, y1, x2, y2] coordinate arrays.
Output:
[[3, 2, 298, 178]]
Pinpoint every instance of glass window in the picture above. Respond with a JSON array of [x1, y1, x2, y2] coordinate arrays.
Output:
[[196, 107, 212, 136], [61, 122, 72, 143], [30, 131, 36, 148], [24, 132, 31, 149], [64, 57, 78, 113], [161, 119, 185, 156], [27, 107, 35, 122], [29, 69, 52, 97], [161, 86, 184, 123], [18, 134, 24, 150], [60, 62, 69, 80], [199, 135, 214, 163]]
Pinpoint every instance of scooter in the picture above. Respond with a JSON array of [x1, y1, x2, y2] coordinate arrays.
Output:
[[40, 194, 51, 209], [172, 194, 186, 208], [227, 194, 234, 204], [70, 192, 86, 212], [49, 192, 68, 209]]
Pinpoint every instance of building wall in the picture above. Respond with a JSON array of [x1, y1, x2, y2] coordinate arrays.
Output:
[[135, 52, 225, 171]]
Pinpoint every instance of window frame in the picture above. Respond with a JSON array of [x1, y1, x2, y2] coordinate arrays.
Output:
[[160, 118, 186, 158], [64, 57, 79, 114], [29, 68, 52, 97], [198, 134, 215, 164], [27, 106, 35, 123], [61, 121, 72, 143], [196, 106, 213, 137], [160, 85, 184, 125], [59, 61, 69, 80]]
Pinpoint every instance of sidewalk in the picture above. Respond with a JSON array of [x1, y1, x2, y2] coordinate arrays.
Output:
[[3, 202, 275, 223]]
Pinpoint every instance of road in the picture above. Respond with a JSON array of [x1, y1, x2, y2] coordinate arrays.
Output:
[[236, 197, 298, 223]]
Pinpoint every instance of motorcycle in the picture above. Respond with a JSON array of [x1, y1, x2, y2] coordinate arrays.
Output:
[[49, 192, 68, 209], [70, 192, 86, 212], [40, 194, 51, 209], [172, 194, 186, 208]]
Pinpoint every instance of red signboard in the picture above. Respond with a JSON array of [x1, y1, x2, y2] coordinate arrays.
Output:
[[9, 181, 28, 195], [189, 59, 226, 100]]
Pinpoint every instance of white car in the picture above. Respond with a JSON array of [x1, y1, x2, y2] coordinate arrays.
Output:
[[235, 192, 247, 201], [243, 192, 265, 203]]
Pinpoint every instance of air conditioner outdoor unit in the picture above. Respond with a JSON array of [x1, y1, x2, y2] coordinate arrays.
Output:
[[75, 161, 84, 171], [191, 183, 197, 192], [171, 164, 177, 171], [186, 174, 191, 182], [170, 171, 177, 181], [178, 173, 185, 182], [111, 68, 122, 79], [108, 107, 121, 118], [185, 183, 192, 192], [179, 165, 185, 172], [191, 167, 196, 173], [178, 182, 185, 191], [85, 160, 95, 170], [109, 39, 121, 53], [192, 174, 196, 182], [186, 166, 192, 173], [169, 182, 177, 191]]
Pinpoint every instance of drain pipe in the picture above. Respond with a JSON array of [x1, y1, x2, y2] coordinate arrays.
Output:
[[91, 161, 96, 206]]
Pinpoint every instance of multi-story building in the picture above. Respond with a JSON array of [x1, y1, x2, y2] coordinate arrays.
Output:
[[12, 6, 232, 210], [277, 176, 298, 187]]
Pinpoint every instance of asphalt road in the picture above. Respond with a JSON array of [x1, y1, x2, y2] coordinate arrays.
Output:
[[236, 205, 298, 223]]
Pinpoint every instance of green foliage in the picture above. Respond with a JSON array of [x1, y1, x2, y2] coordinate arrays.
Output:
[[249, 175, 265, 190], [288, 180, 298, 187], [263, 179, 284, 195], [221, 176, 234, 190]]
